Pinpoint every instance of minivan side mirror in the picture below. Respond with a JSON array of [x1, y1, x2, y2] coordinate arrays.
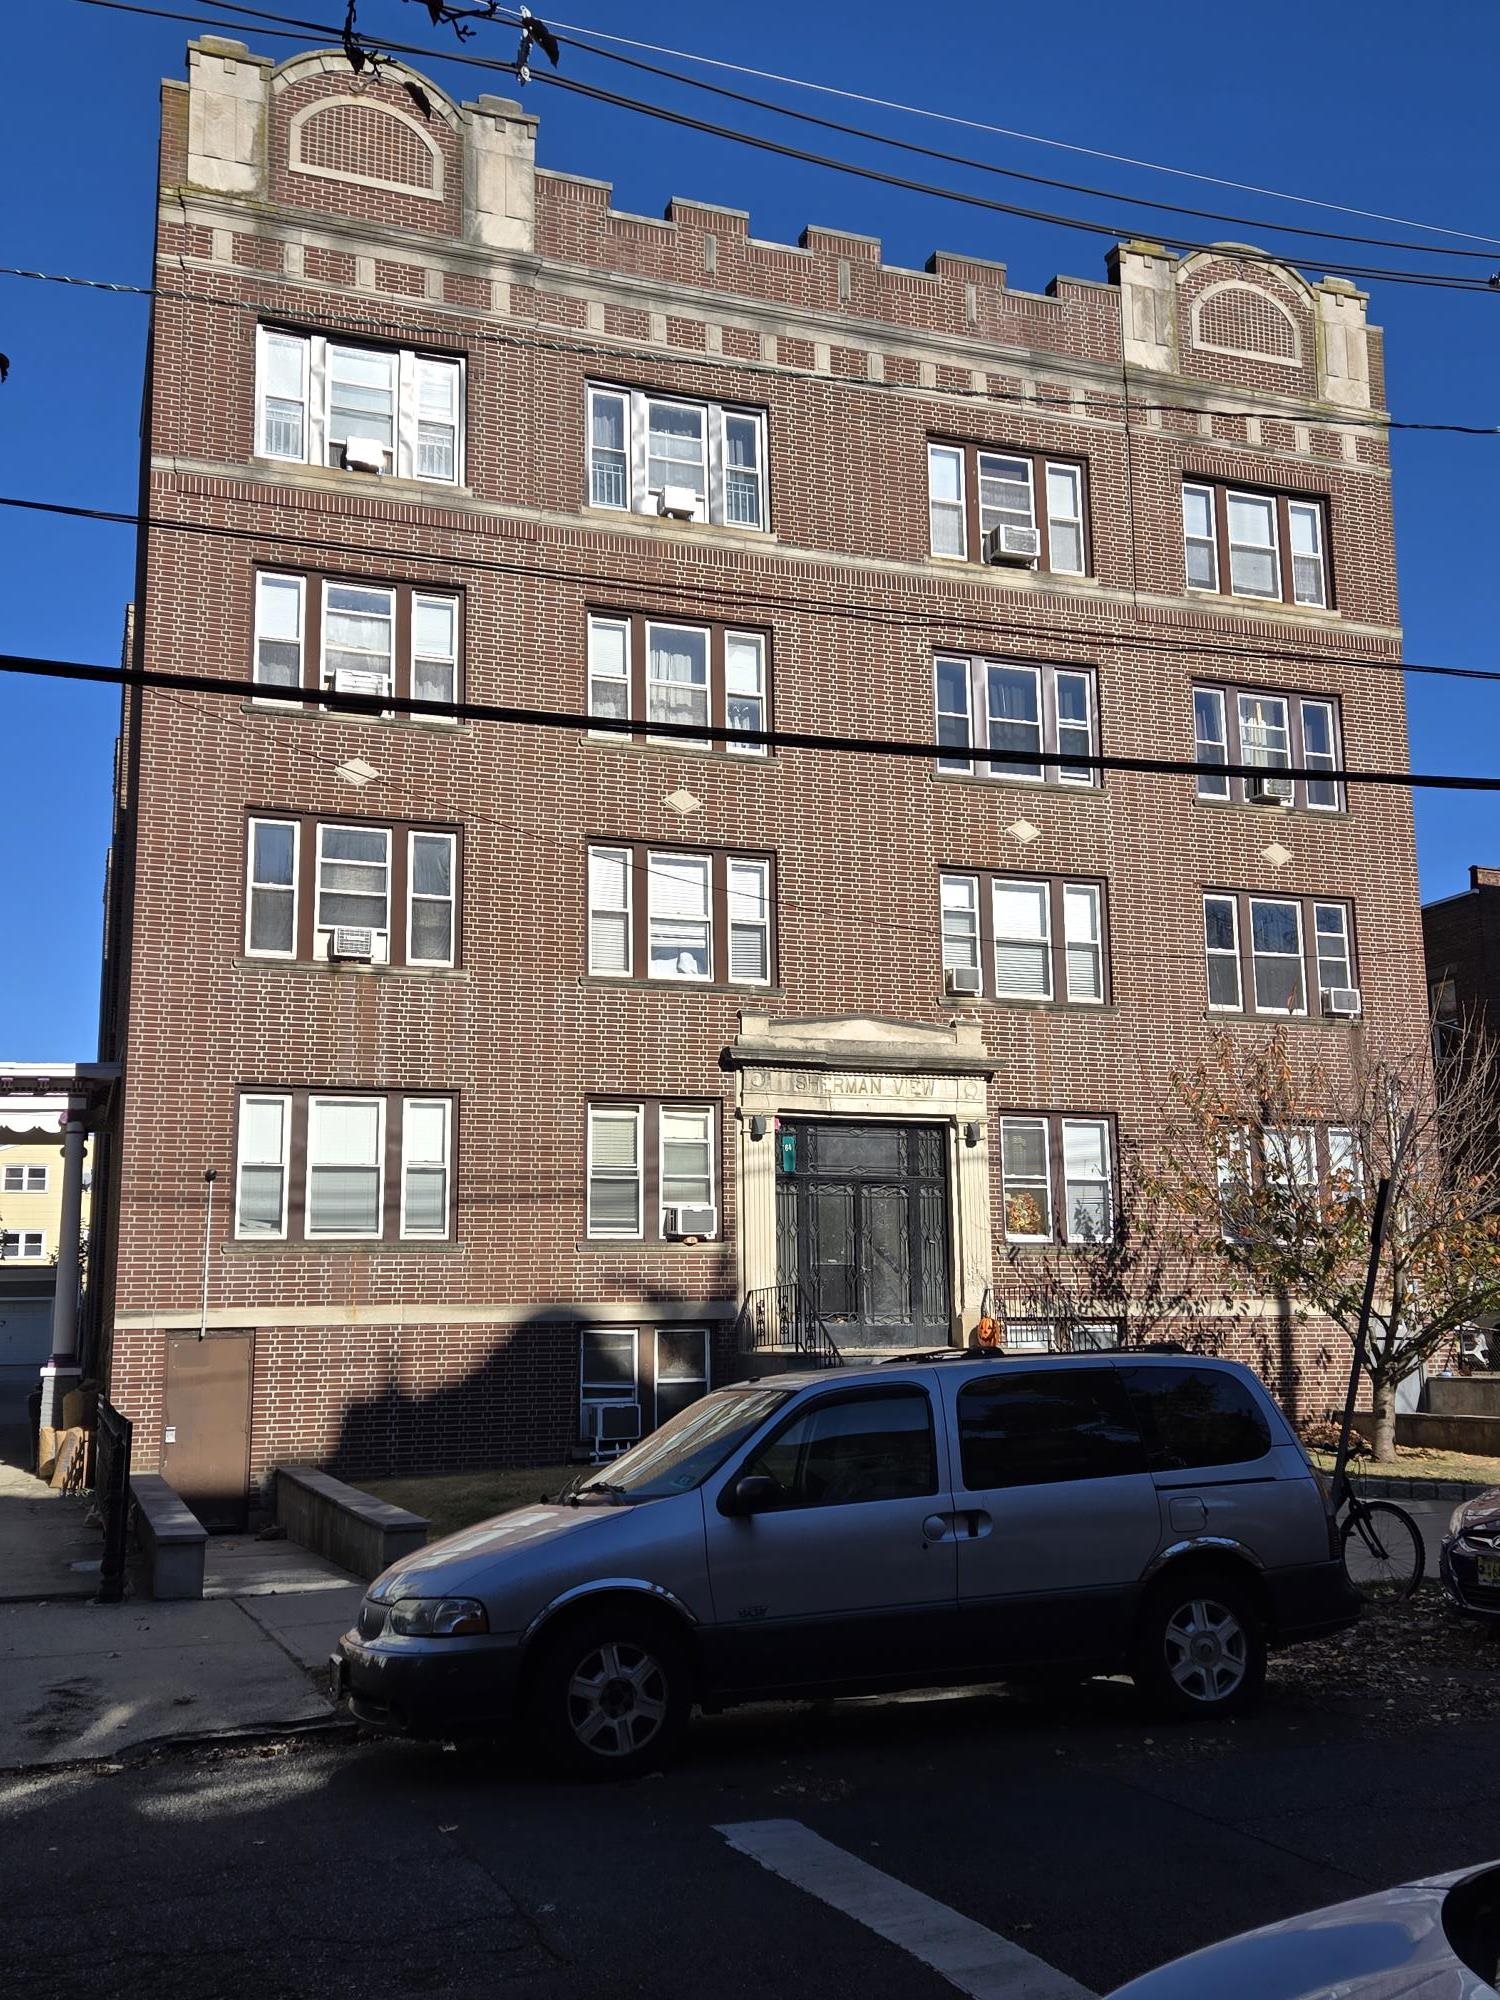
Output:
[[720, 1474, 779, 1518]]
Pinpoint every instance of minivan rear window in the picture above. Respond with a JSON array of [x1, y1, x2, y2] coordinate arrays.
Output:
[[958, 1369, 1147, 1490], [1121, 1365, 1272, 1471]]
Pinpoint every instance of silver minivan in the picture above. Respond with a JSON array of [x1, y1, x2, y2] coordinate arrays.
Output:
[[335, 1352, 1358, 1775]]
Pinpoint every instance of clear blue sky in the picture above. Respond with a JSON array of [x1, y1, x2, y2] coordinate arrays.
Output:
[[2, 0, 1497, 1054]]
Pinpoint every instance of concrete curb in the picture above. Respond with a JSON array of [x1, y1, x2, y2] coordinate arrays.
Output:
[[1345, 1475, 1495, 1502], [0, 1712, 362, 1781]]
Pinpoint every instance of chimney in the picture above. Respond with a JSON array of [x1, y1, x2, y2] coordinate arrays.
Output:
[[1470, 866, 1500, 889]]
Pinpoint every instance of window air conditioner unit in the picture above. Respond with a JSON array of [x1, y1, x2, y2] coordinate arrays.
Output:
[[984, 524, 1041, 565], [332, 667, 389, 698], [663, 1205, 717, 1240], [656, 485, 699, 520], [1323, 986, 1363, 1019], [584, 1401, 641, 1444], [1246, 775, 1295, 806], [340, 436, 387, 473], [330, 927, 376, 962], [946, 966, 983, 997]]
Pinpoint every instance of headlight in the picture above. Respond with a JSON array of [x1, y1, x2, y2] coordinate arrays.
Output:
[[386, 1597, 489, 1637], [1450, 1502, 1478, 1538]]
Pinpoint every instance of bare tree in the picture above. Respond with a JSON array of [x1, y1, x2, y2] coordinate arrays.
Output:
[[1149, 1023, 1500, 1460]]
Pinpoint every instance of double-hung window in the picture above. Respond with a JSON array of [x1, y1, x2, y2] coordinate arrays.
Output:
[[1192, 683, 1343, 811], [246, 818, 299, 958], [586, 844, 774, 986], [234, 1093, 291, 1238], [935, 656, 1097, 786], [245, 815, 458, 968], [256, 329, 464, 484], [927, 442, 1089, 574], [2, 1166, 47, 1194], [999, 1114, 1114, 1245], [399, 1099, 452, 1238], [1183, 481, 1331, 608], [0, 1230, 46, 1260], [253, 573, 462, 711], [234, 1089, 457, 1242], [940, 872, 1106, 1004], [317, 825, 391, 960], [587, 613, 770, 755], [1202, 891, 1358, 1017], [586, 1101, 719, 1241], [306, 1095, 384, 1238], [407, 832, 457, 966], [586, 384, 768, 529]]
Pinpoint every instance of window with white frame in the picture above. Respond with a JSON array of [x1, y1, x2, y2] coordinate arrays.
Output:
[[3, 1165, 48, 1194], [0, 1230, 46, 1260], [586, 1101, 719, 1241], [1216, 1125, 1254, 1240], [586, 384, 768, 529], [1202, 892, 1358, 1017], [1182, 481, 1331, 608], [306, 1095, 384, 1238], [586, 844, 774, 986], [400, 1098, 451, 1238], [1191, 683, 1343, 812], [1264, 1126, 1318, 1199], [253, 572, 461, 709], [234, 1093, 290, 1238], [1312, 901, 1354, 1000], [246, 816, 457, 969], [654, 1326, 710, 1427], [588, 613, 769, 755], [934, 656, 1097, 786], [580, 1327, 640, 1437], [1000, 1114, 1115, 1245], [1204, 895, 1243, 1010], [256, 328, 463, 485], [1221, 1124, 1362, 1238], [1250, 899, 1306, 1015], [233, 1089, 456, 1242], [1327, 1127, 1364, 1195], [939, 871, 1106, 1004], [927, 441, 1089, 573]]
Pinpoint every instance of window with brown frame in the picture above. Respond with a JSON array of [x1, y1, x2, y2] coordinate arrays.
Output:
[[585, 1100, 720, 1242], [252, 571, 462, 711], [940, 871, 1108, 1005], [1202, 891, 1359, 1018], [998, 1114, 1116, 1245], [233, 1087, 456, 1243], [1182, 481, 1331, 608], [586, 610, 770, 755], [245, 812, 460, 969], [1217, 1123, 1363, 1240], [1192, 684, 1343, 811], [587, 844, 773, 986], [928, 440, 1090, 574]]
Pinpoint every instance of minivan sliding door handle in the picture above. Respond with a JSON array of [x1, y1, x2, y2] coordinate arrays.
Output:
[[921, 1510, 993, 1543]]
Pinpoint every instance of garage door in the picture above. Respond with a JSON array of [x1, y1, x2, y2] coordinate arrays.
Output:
[[0, 1297, 53, 1368]]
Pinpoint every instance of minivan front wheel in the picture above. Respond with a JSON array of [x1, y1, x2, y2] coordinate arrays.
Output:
[[1135, 1573, 1265, 1720], [526, 1607, 691, 1778]]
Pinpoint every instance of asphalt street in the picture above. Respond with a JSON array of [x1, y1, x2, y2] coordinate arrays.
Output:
[[8, 1644, 1500, 2000]]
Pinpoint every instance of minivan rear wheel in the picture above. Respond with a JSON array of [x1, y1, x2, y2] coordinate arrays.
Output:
[[525, 1606, 692, 1779], [1134, 1572, 1265, 1720]]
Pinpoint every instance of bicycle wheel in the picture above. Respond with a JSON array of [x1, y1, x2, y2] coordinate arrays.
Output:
[[1341, 1498, 1426, 1602]]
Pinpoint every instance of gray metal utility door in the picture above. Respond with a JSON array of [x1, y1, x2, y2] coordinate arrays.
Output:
[[776, 1121, 951, 1348]]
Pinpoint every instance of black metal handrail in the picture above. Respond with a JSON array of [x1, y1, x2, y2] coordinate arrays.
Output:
[[733, 1282, 844, 1369], [94, 1398, 134, 1604]]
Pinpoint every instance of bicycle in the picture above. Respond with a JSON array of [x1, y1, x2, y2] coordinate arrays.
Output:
[[1336, 1477, 1425, 1603]]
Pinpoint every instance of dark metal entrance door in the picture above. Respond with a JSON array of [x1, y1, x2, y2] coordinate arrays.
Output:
[[775, 1122, 951, 1347], [162, 1332, 253, 1531]]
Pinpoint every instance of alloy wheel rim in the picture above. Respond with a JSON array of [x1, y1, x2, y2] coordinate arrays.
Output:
[[566, 1640, 669, 1757], [1163, 1597, 1247, 1702]]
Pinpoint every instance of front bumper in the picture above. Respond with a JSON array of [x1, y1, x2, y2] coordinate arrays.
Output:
[[1264, 1558, 1362, 1644], [1441, 1541, 1500, 1620], [334, 1626, 522, 1736]]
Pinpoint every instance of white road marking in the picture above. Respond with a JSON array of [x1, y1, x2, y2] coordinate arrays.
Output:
[[715, 1818, 1097, 2000]]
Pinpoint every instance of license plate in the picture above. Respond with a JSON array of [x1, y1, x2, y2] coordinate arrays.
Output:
[[1478, 1556, 1500, 1586], [329, 1652, 348, 1700]]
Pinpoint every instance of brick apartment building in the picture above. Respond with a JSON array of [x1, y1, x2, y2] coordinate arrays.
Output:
[[95, 35, 1429, 1513], [1424, 867, 1500, 1056]]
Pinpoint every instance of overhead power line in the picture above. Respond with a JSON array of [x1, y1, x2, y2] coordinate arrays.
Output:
[[66, 0, 1500, 296], [5, 649, 1500, 793]]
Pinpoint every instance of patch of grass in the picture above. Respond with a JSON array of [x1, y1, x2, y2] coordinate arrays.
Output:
[[364, 1465, 578, 1541], [1309, 1444, 1500, 1488]]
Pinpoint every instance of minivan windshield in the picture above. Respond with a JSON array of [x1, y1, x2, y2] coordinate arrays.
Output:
[[576, 1387, 790, 1500]]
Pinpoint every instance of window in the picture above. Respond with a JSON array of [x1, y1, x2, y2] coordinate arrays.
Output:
[[1263, 1126, 1317, 1198], [256, 328, 463, 485], [1220, 1124, 1367, 1238], [939, 872, 1107, 1004], [934, 657, 1097, 786], [1327, 1127, 1363, 1196], [1182, 481, 1331, 608], [3, 1165, 48, 1194], [233, 1090, 456, 1242], [1431, 975, 1461, 1062], [400, 1099, 452, 1238], [253, 572, 461, 710], [580, 1327, 641, 1434], [587, 614, 770, 756], [1191, 683, 1344, 811], [0, 1231, 46, 1260], [997, 1321, 1122, 1355], [1121, 1364, 1272, 1471], [244, 816, 458, 969], [655, 1327, 710, 1429], [1201, 892, 1357, 1018], [1000, 1115, 1114, 1245], [743, 1389, 937, 1508], [586, 384, 768, 529], [586, 845, 774, 987], [957, 1370, 1146, 1490], [585, 1101, 719, 1242], [1216, 1126, 1253, 1241], [927, 441, 1089, 574]]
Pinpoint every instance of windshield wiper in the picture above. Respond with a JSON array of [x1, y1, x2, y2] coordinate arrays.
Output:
[[579, 1479, 630, 1503]]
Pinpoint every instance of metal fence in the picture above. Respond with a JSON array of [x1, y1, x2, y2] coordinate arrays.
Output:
[[733, 1283, 844, 1369], [93, 1399, 133, 1604]]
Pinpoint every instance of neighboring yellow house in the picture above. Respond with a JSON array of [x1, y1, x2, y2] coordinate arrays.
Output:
[[0, 1129, 93, 1373]]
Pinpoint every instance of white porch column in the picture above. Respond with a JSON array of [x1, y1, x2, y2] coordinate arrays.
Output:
[[38, 1112, 87, 1428]]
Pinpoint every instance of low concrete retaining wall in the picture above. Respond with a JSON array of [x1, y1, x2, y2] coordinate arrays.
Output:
[[275, 1467, 428, 1581], [1396, 1411, 1500, 1458], [130, 1473, 207, 1600], [1427, 1375, 1500, 1419]]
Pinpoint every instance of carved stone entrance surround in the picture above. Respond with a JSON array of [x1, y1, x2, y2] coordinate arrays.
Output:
[[727, 1013, 996, 1342]]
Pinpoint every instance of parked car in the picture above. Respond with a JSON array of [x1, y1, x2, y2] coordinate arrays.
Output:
[[1442, 1489, 1500, 1617], [1104, 1859, 1500, 1996], [333, 1351, 1358, 1775]]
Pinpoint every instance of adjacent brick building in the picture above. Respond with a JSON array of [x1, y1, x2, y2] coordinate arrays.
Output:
[[96, 36, 1430, 1513], [1424, 866, 1500, 1054]]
